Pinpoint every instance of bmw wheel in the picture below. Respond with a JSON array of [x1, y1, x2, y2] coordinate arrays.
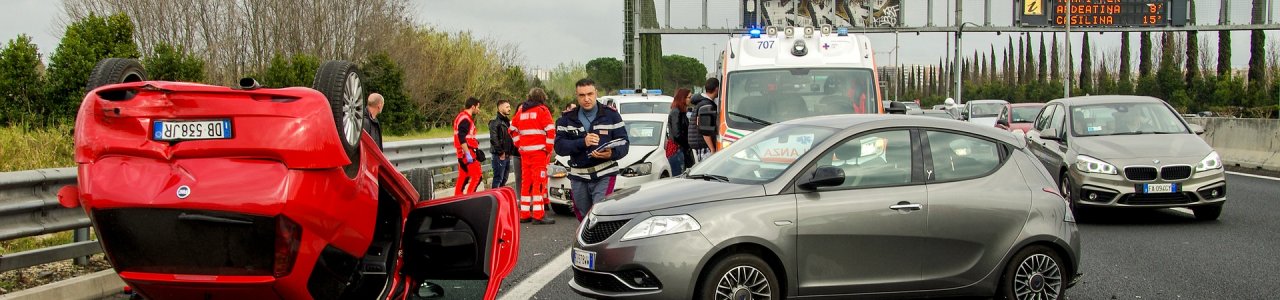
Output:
[[1000, 245, 1067, 300], [700, 253, 778, 300]]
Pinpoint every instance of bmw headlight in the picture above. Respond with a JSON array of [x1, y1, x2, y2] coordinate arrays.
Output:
[[1195, 151, 1222, 172], [1075, 155, 1117, 175], [620, 215, 701, 241], [620, 162, 653, 177], [549, 165, 568, 178]]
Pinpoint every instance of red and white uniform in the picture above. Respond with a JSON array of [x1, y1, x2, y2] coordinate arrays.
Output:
[[509, 103, 556, 220], [453, 110, 481, 195]]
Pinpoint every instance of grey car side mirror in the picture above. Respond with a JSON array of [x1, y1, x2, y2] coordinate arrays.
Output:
[[1039, 127, 1060, 141], [800, 166, 845, 190], [1188, 124, 1205, 135]]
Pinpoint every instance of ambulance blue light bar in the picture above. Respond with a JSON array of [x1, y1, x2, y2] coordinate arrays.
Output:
[[749, 28, 762, 38], [837, 27, 849, 36], [618, 89, 663, 95]]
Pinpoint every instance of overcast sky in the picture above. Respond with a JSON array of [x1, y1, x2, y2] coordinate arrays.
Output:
[[2, 0, 1275, 74]]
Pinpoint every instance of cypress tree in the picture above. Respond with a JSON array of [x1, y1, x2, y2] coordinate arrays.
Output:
[[1080, 33, 1093, 93], [1119, 32, 1133, 93], [1217, 30, 1231, 77], [1186, 31, 1200, 86], [1039, 33, 1048, 83], [1139, 32, 1153, 77], [1051, 33, 1060, 82]]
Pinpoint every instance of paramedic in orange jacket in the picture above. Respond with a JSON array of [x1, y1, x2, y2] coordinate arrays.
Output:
[[453, 97, 484, 195], [509, 88, 557, 224]]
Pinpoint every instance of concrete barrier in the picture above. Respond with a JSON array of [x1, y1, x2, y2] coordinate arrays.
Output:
[[1186, 118, 1280, 172]]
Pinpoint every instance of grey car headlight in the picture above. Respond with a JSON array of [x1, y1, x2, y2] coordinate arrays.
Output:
[[1075, 155, 1117, 175], [1195, 151, 1222, 172], [620, 162, 653, 177], [620, 215, 700, 241]]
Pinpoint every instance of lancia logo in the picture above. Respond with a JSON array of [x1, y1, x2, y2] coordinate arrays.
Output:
[[176, 185, 191, 199], [586, 216, 597, 229]]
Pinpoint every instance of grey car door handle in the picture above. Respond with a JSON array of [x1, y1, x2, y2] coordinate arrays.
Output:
[[890, 203, 923, 211]]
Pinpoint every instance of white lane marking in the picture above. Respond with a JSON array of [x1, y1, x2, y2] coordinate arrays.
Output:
[[1226, 171, 1280, 181], [499, 248, 571, 300], [1170, 207, 1195, 216]]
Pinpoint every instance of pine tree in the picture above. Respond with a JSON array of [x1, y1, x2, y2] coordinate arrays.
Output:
[[1005, 48, 1014, 85], [1080, 33, 1093, 93], [1017, 37, 1027, 85]]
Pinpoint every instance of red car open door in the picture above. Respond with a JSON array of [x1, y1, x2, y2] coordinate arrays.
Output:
[[400, 187, 519, 300]]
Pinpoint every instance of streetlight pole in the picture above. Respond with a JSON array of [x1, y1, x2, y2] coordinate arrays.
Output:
[[953, 0, 962, 104], [895, 30, 901, 102]]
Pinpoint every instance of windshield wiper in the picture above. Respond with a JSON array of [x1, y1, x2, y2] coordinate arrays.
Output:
[[686, 173, 730, 182], [728, 111, 774, 126]]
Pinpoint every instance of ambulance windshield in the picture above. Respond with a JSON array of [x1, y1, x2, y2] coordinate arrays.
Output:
[[724, 68, 878, 131]]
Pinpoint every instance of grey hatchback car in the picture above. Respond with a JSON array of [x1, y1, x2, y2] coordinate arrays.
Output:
[[569, 115, 1081, 299], [1025, 96, 1227, 220]]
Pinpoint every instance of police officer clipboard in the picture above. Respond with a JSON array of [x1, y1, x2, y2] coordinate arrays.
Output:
[[592, 138, 627, 153]]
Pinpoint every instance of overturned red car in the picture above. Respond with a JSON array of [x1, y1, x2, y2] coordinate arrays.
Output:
[[58, 58, 518, 300]]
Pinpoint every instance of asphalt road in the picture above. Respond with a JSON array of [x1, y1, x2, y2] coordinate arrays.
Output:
[[506, 173, 1280, 300], [96, 173, 1279, 300]]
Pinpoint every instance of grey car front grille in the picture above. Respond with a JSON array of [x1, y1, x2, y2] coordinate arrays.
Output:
[[1161, 166, 1193, 181], [1124, 167, 1158, 181], [582, 219, 629, 244]]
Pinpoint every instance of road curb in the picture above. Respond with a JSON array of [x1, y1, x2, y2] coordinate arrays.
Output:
[[0, 269, 124, 300]]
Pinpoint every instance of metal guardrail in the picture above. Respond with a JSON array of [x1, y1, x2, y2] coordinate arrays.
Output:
[[0, 136, 494, 273]]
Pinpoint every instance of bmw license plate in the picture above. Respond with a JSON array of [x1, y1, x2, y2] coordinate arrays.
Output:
[[153, 120, 232, 141], [1139, 183, 1179, 194], [572, 248, 596, 270]]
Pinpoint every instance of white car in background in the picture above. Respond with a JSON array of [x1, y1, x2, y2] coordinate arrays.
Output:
[[964, 99, 1010, 127], [547, 91, 674, 215]]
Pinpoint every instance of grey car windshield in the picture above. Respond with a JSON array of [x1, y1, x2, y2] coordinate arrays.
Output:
[[968, 103, 1004, 118], [724, 68, 878, 130], [1070, 102, 1189, 136], [625, 121, 663, 146], [686, 124, 836, 184]]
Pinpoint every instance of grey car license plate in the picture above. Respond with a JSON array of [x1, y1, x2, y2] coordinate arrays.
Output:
[[1139, 183, 1179, 194], [572, 248, 596, 270], [153, 120, 232, 141]]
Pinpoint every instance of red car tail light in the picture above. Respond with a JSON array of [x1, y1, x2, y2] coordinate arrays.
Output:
[[274, 216, 302, 277]]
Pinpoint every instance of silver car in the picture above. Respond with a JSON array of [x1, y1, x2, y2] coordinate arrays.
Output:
[[1025, 96, 1227, 220], [569, 115, 1081, 299]]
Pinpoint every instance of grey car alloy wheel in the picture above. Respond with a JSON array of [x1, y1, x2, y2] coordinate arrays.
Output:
[[715, 265, 771, 300], [1014, 253, 1063, 300]]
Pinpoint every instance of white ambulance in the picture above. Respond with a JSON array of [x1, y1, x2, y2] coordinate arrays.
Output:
[[704, 25, 900, 159]]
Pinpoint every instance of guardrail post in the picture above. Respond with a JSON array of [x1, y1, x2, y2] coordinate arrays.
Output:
[[73, 228, 89, 265]]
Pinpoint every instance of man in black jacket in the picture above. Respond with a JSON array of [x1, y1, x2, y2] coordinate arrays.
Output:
[[364, 93, 384, 150], [687, 78, 719, 163], [488, 100, 516, 188]]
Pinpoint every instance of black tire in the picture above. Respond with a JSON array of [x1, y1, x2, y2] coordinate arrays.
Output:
[[1059, 171, 1087, 218], [551, 203, 574, 216], [313, 60, 365, 179], [1192, 203, 1223, 221], [999, 245, 1068, 300], [87, 58, 146, 90], [698, 253, 779, 300], [403, 168, 435, 201]]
